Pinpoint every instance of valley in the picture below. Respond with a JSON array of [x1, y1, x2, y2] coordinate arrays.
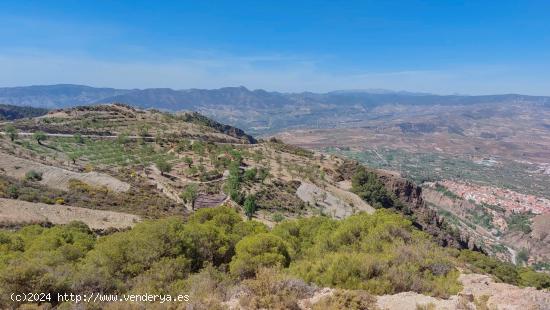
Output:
[[275, 99, 550, 270]]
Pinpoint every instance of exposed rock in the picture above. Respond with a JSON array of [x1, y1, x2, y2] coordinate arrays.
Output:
[[296, 181, 353, 219], [0, 198, 139, 231], [367, 165, 471, 249], [0, 151, 130, 193], [194, 193, 228, 209]]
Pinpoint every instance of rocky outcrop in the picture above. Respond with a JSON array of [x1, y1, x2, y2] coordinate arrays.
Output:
[[375, 273, 550, 310], [361, 165, 472, 249], [179, 111, 257, 144]]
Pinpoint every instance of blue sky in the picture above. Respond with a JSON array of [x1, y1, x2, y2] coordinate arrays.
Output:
[[1, 0, 549, 94]]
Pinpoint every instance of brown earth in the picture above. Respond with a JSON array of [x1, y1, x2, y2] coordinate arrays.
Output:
[[375, 273, 550, 310], [0, 198, 139, 230], [0, 151, 130, 192]]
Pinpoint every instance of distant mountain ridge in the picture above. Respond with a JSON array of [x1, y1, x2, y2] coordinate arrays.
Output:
[[0, 84, 131, 108], [2, 84, 550, 110], [2, 84, 550, 135]]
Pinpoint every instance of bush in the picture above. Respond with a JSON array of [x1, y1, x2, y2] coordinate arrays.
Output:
[[5, 125, 18, 141], [272, 213, 285, 223], [244, 195, 257, 220], [180, 184, 198, 210], [156, 159, 172, 176], [506, 213, 533, 234], [458, 250, 550, 289], [239, 268, 314, 310], [312, 290, 377, 310], [243, 168, 258, 182], [230, 233, 290, 279], [7, 185, 19, 198], [224, 161, 242, 194], [1, 202, 546, 309], [516, 248, 529, 265], [32, 131, 47, 145], [74, 133, 84, 144], [0, 222, 95, 306], [278, 210, 461, 297], [24, 170, 43, 181], [351, 167, 401, 210]]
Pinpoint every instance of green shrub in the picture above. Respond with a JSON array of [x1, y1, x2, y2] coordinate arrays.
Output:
[[239, 268, 312, 310], [271, 213, 285, 223], [5, 125, 18, 142], [0, 222, 94, 306], [180, 184, 198, 210], [156, 159, 172, 176], [244, 195, 257, 220], [0, 202, 545, 309], [230, 233, 290, 279], [32, 131, 47, 145], [225, 161, 242, 188], [351, 167, 401, 210], [506, 213, 533, 234], [24, 170, 43, 181], [278, 210, 461, 297], [458, 249, 550, 289], [74, 133, 84, 144], [243, 168, 258, 182], [7, 185, 19, 198]]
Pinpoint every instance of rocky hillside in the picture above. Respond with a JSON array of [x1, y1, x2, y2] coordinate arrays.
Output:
[[0, 104, 524, 249], [422, 182, 550, 268]]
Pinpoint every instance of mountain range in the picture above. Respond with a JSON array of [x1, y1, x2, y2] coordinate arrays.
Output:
[[3, 84, 550, 136], [2, 84, 550, 110]]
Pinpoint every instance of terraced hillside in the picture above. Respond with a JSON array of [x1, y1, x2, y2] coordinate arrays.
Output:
[[1, 104, 376, 225]]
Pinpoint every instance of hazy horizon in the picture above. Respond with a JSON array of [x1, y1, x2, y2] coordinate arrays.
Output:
[[2, 83, 549, 98]]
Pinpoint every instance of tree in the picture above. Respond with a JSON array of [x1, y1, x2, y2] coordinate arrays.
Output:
[[116, 133, 129, 145], [184, 156, 193, 168], [258, 168, 270, 183], [74, 133, 84, 144], [516, 248, 529, 265], [229, 150, 243, 164], [351, 167, 396, 209], [33, 131, 47, 145], [5, 125, 17, 142], [224, 161, 242, 199], [243, 195, 257, 220], [156, 159, 172, 176], [138, 124, 150, 137], [180, 184, 199, 210], [68, 153, 80, 165]]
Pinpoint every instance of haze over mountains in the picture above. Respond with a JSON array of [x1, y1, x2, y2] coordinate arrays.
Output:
[[3, 84, 550, 137], [2, 84, 550, 110]]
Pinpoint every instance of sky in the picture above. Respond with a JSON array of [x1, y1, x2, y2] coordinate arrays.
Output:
[[1, 0, 549, 95]]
